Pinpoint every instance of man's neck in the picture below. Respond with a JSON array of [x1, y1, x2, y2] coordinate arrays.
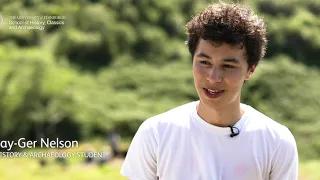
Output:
[[196, 101, 244, 127]]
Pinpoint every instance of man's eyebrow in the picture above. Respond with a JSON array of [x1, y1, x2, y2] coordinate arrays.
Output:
[[195, 52, 211, 59], [195, 53, 241, 63], [223, 58, 240, 63]]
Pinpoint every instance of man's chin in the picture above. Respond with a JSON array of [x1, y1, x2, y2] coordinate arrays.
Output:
[[199, 96, 224, 108]]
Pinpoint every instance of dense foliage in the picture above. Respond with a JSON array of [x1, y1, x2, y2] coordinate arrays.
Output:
[[0, 0, 319, 160]]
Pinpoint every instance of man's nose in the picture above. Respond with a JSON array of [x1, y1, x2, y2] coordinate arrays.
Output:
[[207, 67, 223, 83]]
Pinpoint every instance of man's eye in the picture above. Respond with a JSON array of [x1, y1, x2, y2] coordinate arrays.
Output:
[[223, 64, 234, 68], [200, 61, 211, 65]]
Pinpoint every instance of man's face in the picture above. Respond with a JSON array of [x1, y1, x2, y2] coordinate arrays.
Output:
[[192, 38, 255, 109]]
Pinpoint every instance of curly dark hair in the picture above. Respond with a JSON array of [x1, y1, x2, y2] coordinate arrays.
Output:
[[185, 2, 267, 69]]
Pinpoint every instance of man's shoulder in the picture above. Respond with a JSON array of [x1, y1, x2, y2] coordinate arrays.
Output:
[[246, 105, 286, 129], [142, 101, 196, 129], [245, 105, 296, 143]]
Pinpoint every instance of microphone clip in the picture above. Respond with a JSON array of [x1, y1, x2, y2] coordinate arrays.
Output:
[[228, 125, 240, 138]]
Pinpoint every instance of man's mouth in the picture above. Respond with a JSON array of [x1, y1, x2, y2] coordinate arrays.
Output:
[[204, 88, 224, 94], [203, 88, 225, 98]]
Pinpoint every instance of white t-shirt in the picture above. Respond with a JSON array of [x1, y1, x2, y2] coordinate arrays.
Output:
[[120, 101, 298, 180]]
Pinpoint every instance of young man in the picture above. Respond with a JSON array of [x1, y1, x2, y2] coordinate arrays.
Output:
[[120, 2, 298, 180]]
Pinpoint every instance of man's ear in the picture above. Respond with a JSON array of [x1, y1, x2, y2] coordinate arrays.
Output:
[[245, 65, 256, 80]]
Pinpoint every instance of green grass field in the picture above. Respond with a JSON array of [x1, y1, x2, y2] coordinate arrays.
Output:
[[0, 140, 128, 180], [0, 158, 319, 180], [0, 140, 318, 180], [0, 157, 126, 180]]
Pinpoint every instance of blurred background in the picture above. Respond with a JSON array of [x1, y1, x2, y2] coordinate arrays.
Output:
[[0, 0, 319, 179]]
